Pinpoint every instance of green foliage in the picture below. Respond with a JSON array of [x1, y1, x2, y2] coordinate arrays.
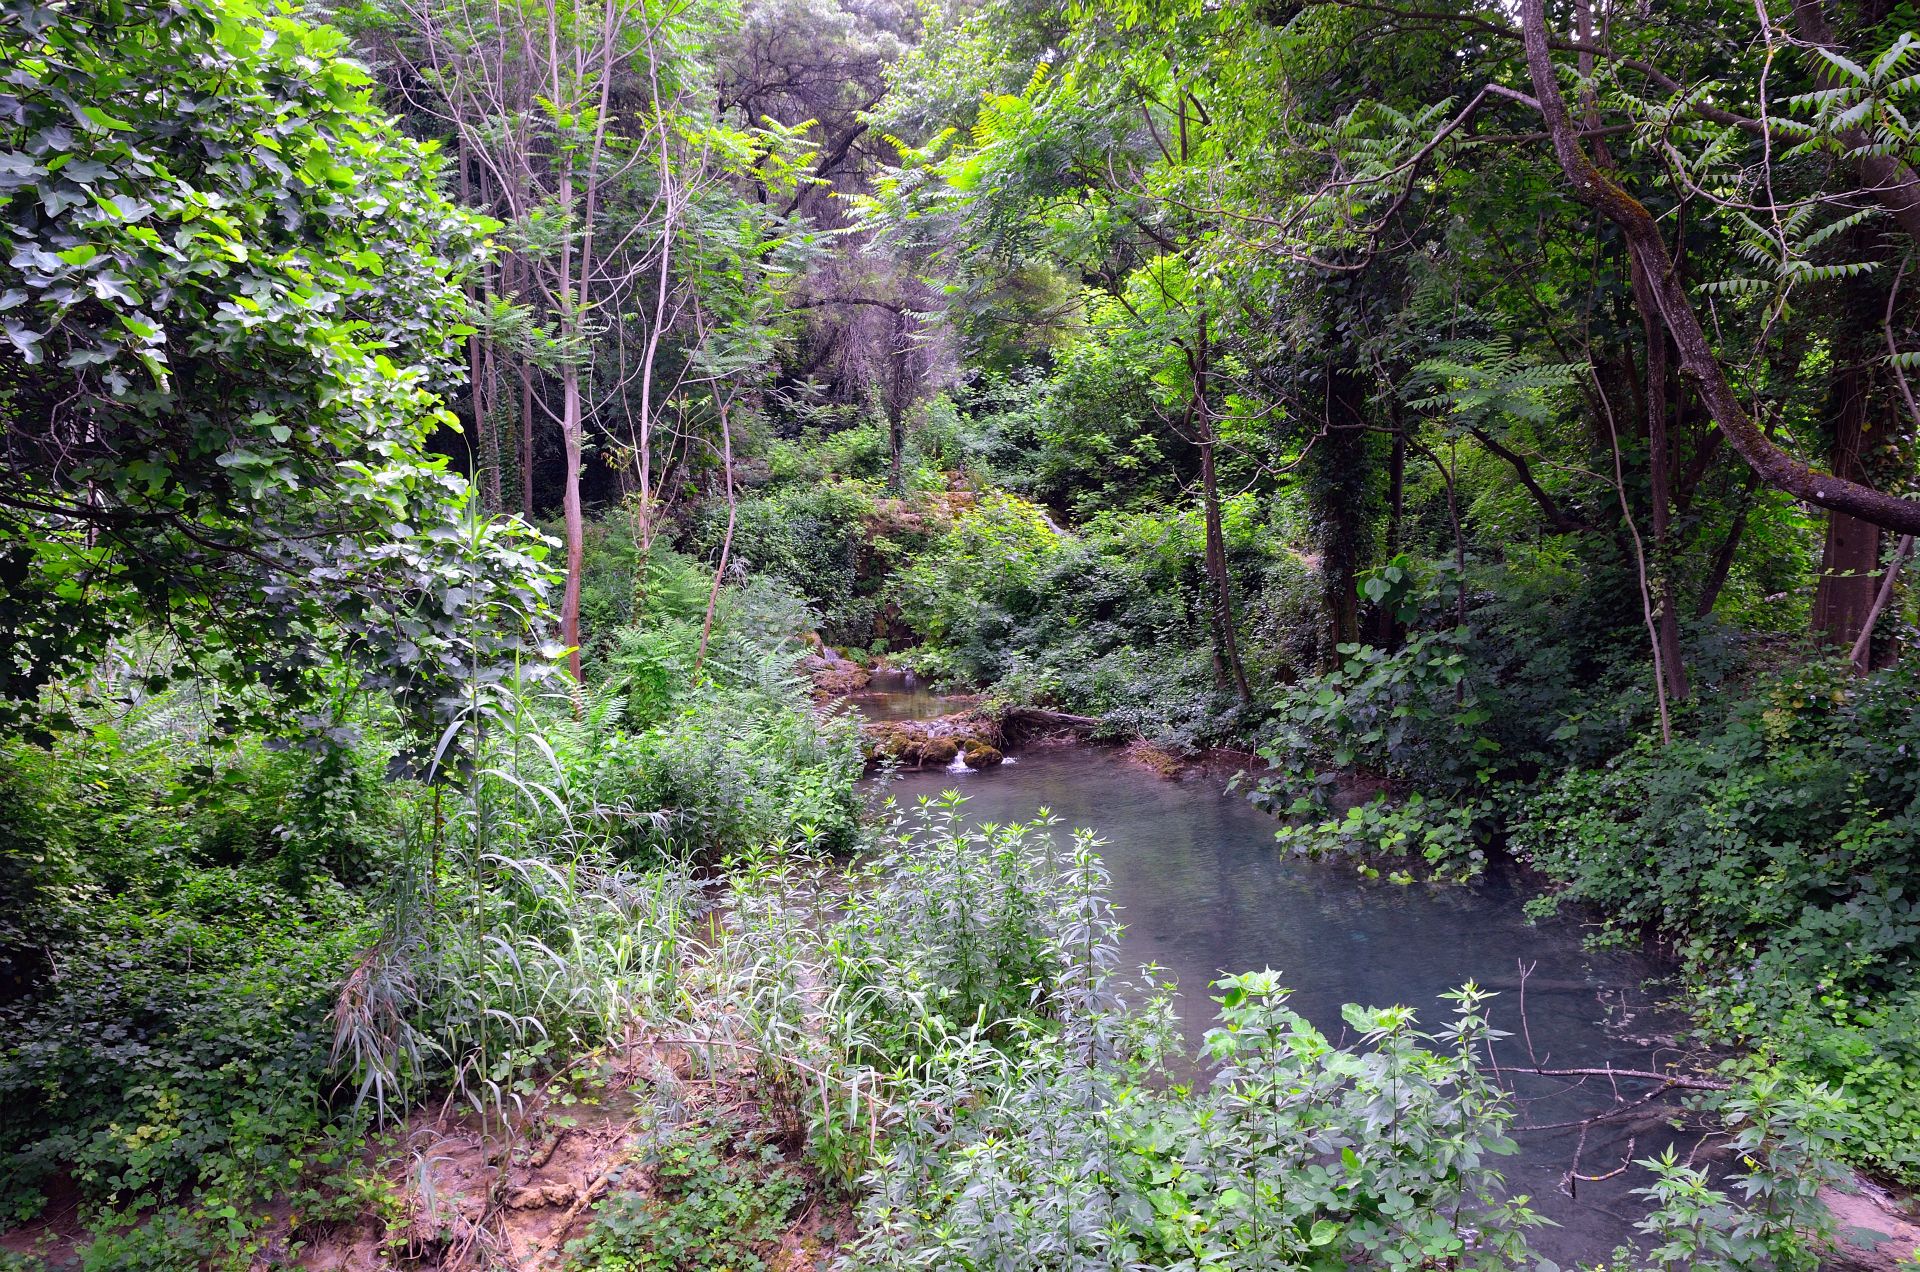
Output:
[[1251, 629, 1499, 875], [0, 0, 554, 728], [892, 491, 1289, 747], [567, 1122, 805, 1272], [1514, 660, 1920, 1182], [894, 490, 1064, 649], [694, 479, 889, 642], [712, 796, 1552, 1270], [1618, 1073, 1854, 1272], [588, 672, 864, 859], [0, 541, 856, 1254], [830, 795, 1097, 1058], [0, 867, 374, 1242]]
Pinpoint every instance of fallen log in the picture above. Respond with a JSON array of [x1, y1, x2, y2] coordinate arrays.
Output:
[[1003, 706, 1100, 731]]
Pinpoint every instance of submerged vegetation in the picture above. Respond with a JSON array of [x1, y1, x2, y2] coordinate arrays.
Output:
[[3, 0, 1920, 1265]]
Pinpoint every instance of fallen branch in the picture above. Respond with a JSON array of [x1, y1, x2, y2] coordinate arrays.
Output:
[[1003, 706, 1101, 730], [1513, 1063, 1728, 1092], [518, 1128, 639, 1270]]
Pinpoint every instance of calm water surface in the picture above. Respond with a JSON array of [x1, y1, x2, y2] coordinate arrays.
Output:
[[832, 669, 978, 722], [873, 743, 1689, 1264]]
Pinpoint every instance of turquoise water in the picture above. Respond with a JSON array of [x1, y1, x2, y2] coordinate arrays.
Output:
[[873, 744, 1691, 1264]]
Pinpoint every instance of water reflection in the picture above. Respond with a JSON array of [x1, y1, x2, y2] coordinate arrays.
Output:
[[833, 669, 977, 722]]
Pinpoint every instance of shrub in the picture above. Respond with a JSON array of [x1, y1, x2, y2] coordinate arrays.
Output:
[[745, 798, 1545, 1269], [566, 1121, 805, 1272], [1512, 660, 1920, 1183], [0, 869, 374, 1228], [691, 481, 881, 640]]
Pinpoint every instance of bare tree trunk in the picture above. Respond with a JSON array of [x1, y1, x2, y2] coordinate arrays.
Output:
[[1813, 365, 1883, 650], [457, 141, 500, 509], [1626, 257, 1690, 700], [1593, 368, 1674, 744], [1851, 535, 1913, 673], [1193, 312, 1250, 701], [519, 352, 534, 520], [561, 365, 585, 682], [1375, 407, 1407, 649], [1519, 0, 1920, 535], [1318, 364, 1372, 653], [694, 389, 738, 680], [885, 308, 909, 494], [480, 255, 502, 510], [1695, 472, 1761, 619]]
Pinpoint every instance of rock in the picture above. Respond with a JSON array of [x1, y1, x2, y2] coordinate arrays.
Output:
[[962, 740, 1003, 769], [504, 1182, 578, 1210], [919, 737, 960, 766], [865, 724, 914, 761], [801, 648, 868, 696], [1819, 1180, 1920, 1271]]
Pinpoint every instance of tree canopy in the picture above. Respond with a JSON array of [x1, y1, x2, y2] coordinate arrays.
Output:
[[0, 0, 552, 729]]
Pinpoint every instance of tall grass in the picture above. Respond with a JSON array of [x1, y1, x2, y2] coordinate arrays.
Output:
[[330, 678, 697, 1126]]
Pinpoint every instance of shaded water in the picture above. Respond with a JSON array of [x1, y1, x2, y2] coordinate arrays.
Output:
[[872, 741, 1690, 1264], [834, 669, 978, 722]]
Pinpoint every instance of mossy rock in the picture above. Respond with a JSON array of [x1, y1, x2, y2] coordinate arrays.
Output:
[[919, 736, 960, 766], [864, 724, 914, 760], [962, 741, 1003, 769]]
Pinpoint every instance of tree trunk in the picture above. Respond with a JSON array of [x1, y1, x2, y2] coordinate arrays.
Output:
[[1519, 0, 1920, 535], [1851, 535, 1913, 673], [1317, 364, 1372, 653], [561, 364, 585, 682], [1695, 472, 1761, 619], [1812, 365, 1883, 649], [1375, 406, 1407, 649], [1626, 255, 1690, 700], [885, 309, 909, 494], [1199, 431, 1251, 701], [519, 354, 534, 520], [458, 142, 499, 510], [1192, 313, 1251, 701]]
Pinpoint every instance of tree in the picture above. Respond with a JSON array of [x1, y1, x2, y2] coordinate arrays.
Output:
[[0, 0, 553, 729]]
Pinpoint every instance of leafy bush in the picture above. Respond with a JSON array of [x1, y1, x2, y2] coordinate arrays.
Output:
[[1513, 660, 1920, 1183], [581, 669, 862, 860], [830, 795, 1103, 1059], [566, 1121, 805, 1272], [832, 802, 1551, 1270], [1605, 1072, 1854, 1272], [691, 481, 884, 641], [891, 492, 1280, 747], [0, 869, 374, 1235], [1249, 629, 1500, 875]]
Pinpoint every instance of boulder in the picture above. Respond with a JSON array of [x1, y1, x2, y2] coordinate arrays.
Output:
[[919, 736, 961, 766], [864, 724, 915, 762], [1819, 1180, 1920, 1271], [962, 740, 1004, 769]]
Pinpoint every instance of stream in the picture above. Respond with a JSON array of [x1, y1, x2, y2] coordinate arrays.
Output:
[[851, 677, 1691, 1265]]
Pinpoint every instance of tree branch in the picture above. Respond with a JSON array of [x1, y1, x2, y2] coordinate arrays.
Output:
[[1520, 0, 1920, 535]]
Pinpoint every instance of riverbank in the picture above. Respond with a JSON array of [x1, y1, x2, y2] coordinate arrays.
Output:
[[821, 659, 1920, 1268]]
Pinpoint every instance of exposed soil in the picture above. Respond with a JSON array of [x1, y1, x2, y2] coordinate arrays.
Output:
[[286, 1041, 852, 1271]]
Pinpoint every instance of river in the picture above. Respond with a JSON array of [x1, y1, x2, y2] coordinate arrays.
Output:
[[850, 683, 1692, 1264]]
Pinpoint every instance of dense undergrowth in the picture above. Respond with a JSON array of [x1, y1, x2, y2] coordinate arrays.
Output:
[[5, 0, 1919, 1263], [1, 475, 1883, 1269], [0, 544, 858, 1268]]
